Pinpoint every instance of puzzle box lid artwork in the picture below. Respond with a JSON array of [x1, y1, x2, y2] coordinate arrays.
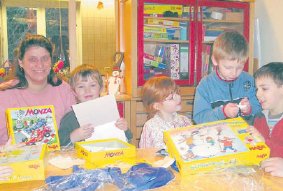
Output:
[[164, 117, 270, 176], [6, 105, 60, 151]]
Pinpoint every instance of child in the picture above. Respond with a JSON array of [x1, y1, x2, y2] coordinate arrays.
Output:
[[139, 76, 193, 149], [59, 64, 132, 146], [193, 30, 261, 124], [253, 62, 283, 177]]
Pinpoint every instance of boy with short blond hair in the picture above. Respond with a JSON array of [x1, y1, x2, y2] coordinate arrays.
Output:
[[193, 30, 261, 124]]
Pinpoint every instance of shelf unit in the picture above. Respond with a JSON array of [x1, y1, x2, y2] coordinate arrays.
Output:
[[121, 0, 255, 147]]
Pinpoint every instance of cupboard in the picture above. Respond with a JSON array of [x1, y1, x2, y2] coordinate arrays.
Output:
[[122, 0, 255, 146]]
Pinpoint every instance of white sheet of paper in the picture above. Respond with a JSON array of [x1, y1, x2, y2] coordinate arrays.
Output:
[[72, 95, 126, 142], [85, 121, 126, 142]]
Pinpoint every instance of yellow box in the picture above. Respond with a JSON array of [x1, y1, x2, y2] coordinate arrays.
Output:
[[6, 105, 60, 151], [144, 4, 183, 16], [164, 118, 270, 176], [75, 139, 136, 168], [0, 144, 46, 183]]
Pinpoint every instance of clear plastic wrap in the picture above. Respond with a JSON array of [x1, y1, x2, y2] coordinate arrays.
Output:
[[155, 165, 264, 191], [187, 166, 264, 191]]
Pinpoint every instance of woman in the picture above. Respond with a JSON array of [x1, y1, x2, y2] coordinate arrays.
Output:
[[0, 34, 76, 145]]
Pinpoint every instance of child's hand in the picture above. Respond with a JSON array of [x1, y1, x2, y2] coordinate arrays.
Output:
[[246, 126, 265, 142], [115, 118, 128, 131], [239, 97, 251, 115], [223, 103, 239, 118], [70, 124, 94, 143], [0, 166, 13, 180], [261, 157, 283, 177]]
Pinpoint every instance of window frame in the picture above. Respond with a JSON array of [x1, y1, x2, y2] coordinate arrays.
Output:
[[0, 0, 82, 69]]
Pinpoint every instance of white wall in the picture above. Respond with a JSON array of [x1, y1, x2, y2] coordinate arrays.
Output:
[[255, 0, 283, 67]]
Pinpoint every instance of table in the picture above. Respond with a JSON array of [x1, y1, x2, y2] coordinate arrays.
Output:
[[1, 148, 282, 191]]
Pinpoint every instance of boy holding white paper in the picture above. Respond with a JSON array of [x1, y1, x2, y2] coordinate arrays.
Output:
[[59, 64, 132, 146]]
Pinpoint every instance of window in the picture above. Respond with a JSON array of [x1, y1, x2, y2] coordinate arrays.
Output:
[[0, 0, 80, 76]]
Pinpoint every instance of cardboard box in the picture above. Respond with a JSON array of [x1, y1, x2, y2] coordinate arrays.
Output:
[[6, 105, 60, 151], [0, 144, 46, 183], [164, 118, 270, 176], [224, 12, 243, 22], [75, 139, 136, 168]]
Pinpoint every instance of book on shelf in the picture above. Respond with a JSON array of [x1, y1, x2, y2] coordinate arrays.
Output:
[[144, 4, 183, 17], [180, 45, 189, 79], [202, 23, 223, 43], [170, 44, 180, 80], [144, 25, 181, 40], [144, 66, 170, 81], [143, 43, 186, 80], [203, 30, 223, 42], [144, 32, 168, 40], [143, 45, 168, 69], [144, 53, 166, 69], [182, 6, 191, 18], [144, 18, 180, 27], [144, 26, 167, 33], [180, 22, 188, 40], [201, 43, 214, 78], [6, 105, 60, 151]]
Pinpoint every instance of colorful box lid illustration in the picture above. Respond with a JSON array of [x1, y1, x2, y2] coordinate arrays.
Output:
[[6, 105, 60, 151], [164, 117, 270, 175]]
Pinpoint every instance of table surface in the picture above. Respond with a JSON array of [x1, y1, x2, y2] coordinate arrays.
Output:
[[1, 148, 282, 191]]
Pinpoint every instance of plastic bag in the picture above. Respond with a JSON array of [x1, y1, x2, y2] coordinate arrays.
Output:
[[43, 166, 114, 191], [36, 163, 174, 191], [114, 163, 175, 191]]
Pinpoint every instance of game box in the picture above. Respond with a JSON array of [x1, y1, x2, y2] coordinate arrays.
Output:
[[6, 105, 60, 151], [164, 118, 270, 176], [0, 144, 46, 183], [75, 138, 136, 168]]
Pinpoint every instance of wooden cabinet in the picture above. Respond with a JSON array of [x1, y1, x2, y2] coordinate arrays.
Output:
[[121, 0, 255, 147]]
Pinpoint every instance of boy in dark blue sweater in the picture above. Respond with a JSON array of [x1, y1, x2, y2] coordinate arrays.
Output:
[[193, 31, 261, 124]]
